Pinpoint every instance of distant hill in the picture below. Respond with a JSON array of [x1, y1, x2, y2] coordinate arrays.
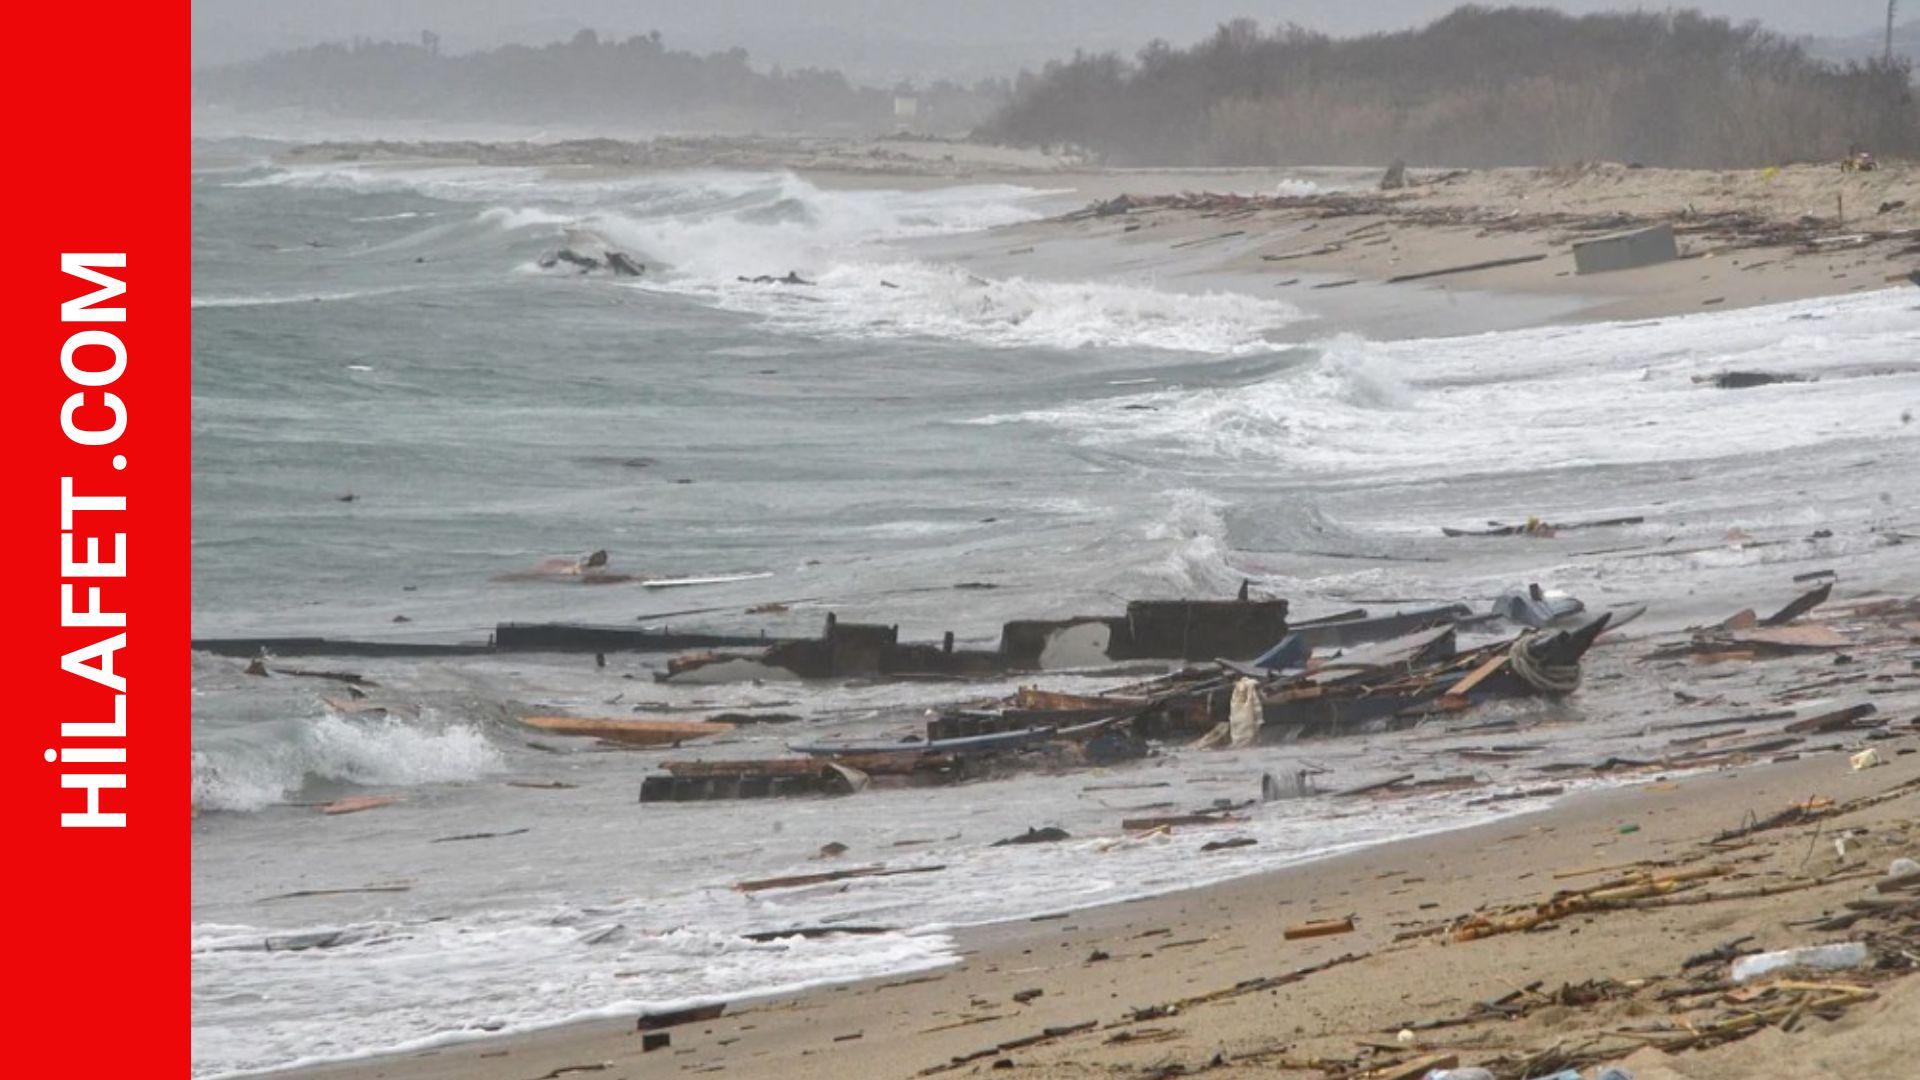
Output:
[[983, 7, 1920, 169]]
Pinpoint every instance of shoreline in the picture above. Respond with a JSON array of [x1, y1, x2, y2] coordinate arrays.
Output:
[[238, 132, 1920, 333], [197, 139, 1920, 1079], [927, 161, 1919, 336], [271, 747, 1920, 1080]]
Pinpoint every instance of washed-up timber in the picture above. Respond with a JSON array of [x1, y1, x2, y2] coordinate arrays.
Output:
[[641, 611, 1613, 802], [522, 715, 734, 746], [659, 599, 1291, 683]]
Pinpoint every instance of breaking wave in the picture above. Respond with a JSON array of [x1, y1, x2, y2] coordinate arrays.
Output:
[[650, 261, 1295, 354], [233, 162, 1297, 354], [191, 713, 504, 813], [1143, 488, 1242, 595], [982, 291, 1920, 478]]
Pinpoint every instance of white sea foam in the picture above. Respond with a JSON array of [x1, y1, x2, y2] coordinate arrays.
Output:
[[1143, 488, 1242, 595], [566, 176, 1302, 352], [193, 914, 956, 1079], [190, 762, 1557, 1078], [191, 713, 504, 813], [982, 291, 1920, 478], [228, 164, 1294, 354], [648, 261, 1297, 354], [474, 205, 577, 231]]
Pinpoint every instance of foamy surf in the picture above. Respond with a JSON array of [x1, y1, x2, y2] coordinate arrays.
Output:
[[981, 290, 1920, 478], [191, 713, 505, 813], [190, 760, 1560, 1079], [644, 261, 1298, 354], [228, 162, 1291, 354]]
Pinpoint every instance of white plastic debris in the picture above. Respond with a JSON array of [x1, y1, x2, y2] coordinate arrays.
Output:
[[1228, 677, 1262, 749], [1730, 942, 1869, 983], [1850, 748, 1885, 771]]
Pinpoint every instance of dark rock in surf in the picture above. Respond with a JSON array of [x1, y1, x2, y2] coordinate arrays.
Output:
[[992, 826, 1071, 847], [540, 248, 602, 272]]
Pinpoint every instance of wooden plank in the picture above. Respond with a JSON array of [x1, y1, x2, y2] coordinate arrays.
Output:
[[1385, 252, 1547, 283], [1726, 625, 1848, 650], [1365, 1055, 1459, 1080], [1441, 653, 1509, 705], [320, 795, 402, 815], [636, 1003, 727, 1029], [1784, 703, 1878, 734], [1121, 813, 1243, 832], [1015, 687, 1144, 712], [523, 715, 734, 745], [734, 864, 945, 894], [1334, 774, 1414, 798], [1762, 581, 1833, 626], [661, 753, 951, 778], [1283, 917, 1355, 940]]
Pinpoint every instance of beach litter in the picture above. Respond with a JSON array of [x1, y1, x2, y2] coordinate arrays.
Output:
[[1730, 941, 1870, 983], [1283, 916, 1356, 940], [623, 580, 1920, 805]]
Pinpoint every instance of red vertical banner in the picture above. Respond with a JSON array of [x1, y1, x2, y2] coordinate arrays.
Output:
[[3, 2, 189, 1075]]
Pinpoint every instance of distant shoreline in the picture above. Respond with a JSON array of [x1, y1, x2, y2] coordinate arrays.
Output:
[[245, 135, 1919, 330]]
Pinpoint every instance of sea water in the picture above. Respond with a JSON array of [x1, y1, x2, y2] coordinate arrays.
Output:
[[190, 144, 1920, 1076]]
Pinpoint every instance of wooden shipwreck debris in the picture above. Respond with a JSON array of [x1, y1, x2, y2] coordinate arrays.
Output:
[[1283, 917, 1356, 940], [662, 598, 1292, 684], [733, 864, 945, 893], [641, 752, 959, 802], [635, 1002, 725, 1030], [522, 715, 734, 746], [1121, 813, 1244, 832]]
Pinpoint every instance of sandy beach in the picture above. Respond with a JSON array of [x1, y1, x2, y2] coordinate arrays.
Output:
[[204, 135, 1920, 1080], [281, 733, 1920, 1080], [951, 160, 1919, 332]]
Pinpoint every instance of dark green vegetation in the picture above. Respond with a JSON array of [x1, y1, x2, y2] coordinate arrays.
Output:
[[983, 6, 1919, 168]]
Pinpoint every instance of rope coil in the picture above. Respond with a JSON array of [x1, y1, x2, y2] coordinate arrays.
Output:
[[1508, 631, 1582, 695]]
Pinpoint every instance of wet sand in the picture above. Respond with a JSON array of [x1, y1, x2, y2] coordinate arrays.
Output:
[[280, 741, 1920, 1080]]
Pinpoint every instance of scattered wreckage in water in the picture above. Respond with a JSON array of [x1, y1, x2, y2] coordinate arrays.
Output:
[[655, 599, 1294, 683], [635, 577, 1920, 805], [539, 228, 645, 277], [538, 247, 645, 276], [638, 594, 1617, 802]]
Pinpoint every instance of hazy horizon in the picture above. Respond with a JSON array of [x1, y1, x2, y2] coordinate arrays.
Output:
[[193, 1, 1903, 84]]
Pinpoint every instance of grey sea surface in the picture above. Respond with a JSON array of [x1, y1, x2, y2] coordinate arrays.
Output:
[[190, 145, 1920, 1077]]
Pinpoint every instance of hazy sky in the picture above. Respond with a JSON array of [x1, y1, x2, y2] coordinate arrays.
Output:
[[192, 1, 1899, 82]]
